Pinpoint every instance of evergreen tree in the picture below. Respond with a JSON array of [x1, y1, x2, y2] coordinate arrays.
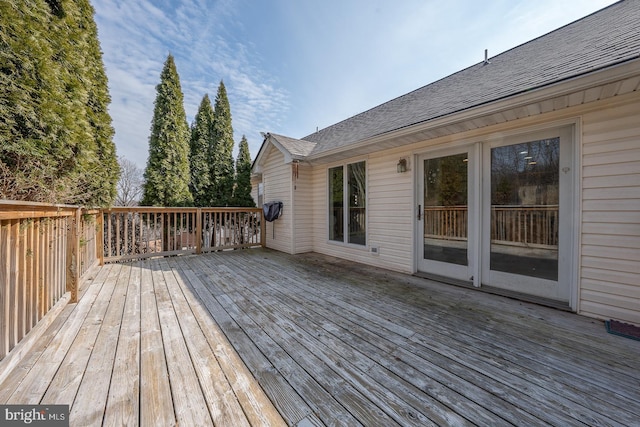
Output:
[[208, 81, 235, 206], [0, 0, 56, 201], [77, 0, 119, 206], [141, 54, 193, 207], [189, 95, 214, 206], [0, 0, 118, 206], [232, 135, 255, 207]]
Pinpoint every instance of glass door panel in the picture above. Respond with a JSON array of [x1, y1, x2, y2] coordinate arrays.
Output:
[[482, 126, 573, 304], [418, 150, 473, 282], [423, 154, 468, 265], [490, 138, 559, 280]]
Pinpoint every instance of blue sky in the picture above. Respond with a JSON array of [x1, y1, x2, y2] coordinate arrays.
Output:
[[93, 0, 618, 168]]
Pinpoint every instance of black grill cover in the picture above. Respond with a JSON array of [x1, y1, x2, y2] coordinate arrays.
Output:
[[263, 201, 283, 222]]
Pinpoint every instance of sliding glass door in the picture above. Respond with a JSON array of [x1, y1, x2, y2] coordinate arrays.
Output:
[[482, 127, 573, 302], [416, 126, 574, 304]]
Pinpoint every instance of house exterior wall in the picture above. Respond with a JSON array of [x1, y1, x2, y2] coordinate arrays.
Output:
[[262, 147, 293, 253], [308, 149, 415, 272], [579, 100, 640, 324], [250, 175, 261, 208], [305, 92, 640, 324], [292, 162, 313, 254]]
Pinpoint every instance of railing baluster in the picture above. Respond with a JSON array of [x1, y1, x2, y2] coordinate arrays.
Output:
[[86, 207, 261, 262], [35, 218, 42, 321]]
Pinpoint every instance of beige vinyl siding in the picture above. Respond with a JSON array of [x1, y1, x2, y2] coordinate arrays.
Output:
[[309, 166, 330, 255], [580, 99, 640, 324], [366, 150, 414, 273], [250, 175, 261, 207], [263, 147, 292, 253], [310, 150, 414, 274], [292, 163, 313, 253]]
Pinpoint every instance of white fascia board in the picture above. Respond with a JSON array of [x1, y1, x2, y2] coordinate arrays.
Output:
[[251, 135, 296, 175]]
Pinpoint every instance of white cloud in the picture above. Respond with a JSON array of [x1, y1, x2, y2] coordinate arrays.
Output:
[[95, 0, 617, 165], [95, 0, 290, 166]]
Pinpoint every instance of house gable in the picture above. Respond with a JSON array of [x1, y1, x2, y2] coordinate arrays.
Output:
[[252, 133, 315, 175]]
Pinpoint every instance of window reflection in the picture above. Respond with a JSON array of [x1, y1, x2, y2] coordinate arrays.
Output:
[[490, 138, 559, 280], [329, 166, 343, 242], [423, 153, 468, 266], [329, 162, 366, 245], [348, 162, 366, 245]]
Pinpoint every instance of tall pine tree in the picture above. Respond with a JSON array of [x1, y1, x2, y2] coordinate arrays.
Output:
[[0, 0, 118, 206], [78, 0, 119, 206], [209, 81, 235, 206], [189, 94, 214, 207], [232, 135, 255, 207], [0, 0, 56, 201], [142, 54, 193, 207]]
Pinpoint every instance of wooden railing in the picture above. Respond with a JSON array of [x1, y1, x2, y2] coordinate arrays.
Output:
[[0, 201, 99, 359], [492, 205, 558, 247], [101, 207, 264, 263], [424, 206, 468, 240], [424, 205, 559, 248], [80, 210, 100, 277], [0, 202, 264, 361]]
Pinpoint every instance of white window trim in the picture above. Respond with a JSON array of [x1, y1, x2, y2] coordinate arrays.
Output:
[[327, 160, 367, 247]]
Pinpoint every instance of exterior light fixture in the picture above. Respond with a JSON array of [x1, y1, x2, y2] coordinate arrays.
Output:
[[397, 158, 408, 173]]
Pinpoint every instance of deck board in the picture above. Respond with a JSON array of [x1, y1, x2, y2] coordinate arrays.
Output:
[[165, 257, 290, 427], [103, 262, 140, 427], [160, 258, 250, 427], [138, 259, 175, 426], [239, 268, 515, 426], [69, 263, 128, 425], [189, 249, 640, 426], [246, 257, 626, 425], [1, 248, 639, 426], [152, 259, 213, 426]]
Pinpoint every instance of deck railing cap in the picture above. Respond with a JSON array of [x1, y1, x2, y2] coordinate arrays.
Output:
[[0, 199, 83, 210]]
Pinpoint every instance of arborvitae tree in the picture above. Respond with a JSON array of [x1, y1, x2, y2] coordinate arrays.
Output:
[[0, 0, 118, 206], [142, 54, 193, 207], [0, 0, 56, 200], [232, 135, 255, 207], [77, 0, 119, 206], [209, 80, 235, 206], [189, 94, 214, 206]]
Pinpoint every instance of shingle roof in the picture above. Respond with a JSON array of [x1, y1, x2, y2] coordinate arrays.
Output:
[[300, 0, 640, 156], [269, 133, 316, 158]]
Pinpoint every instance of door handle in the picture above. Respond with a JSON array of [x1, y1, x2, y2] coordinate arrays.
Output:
[[417, 205, 422, 221]]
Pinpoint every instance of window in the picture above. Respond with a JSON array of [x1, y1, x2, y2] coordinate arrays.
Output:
[[329, 161, 366, 245]]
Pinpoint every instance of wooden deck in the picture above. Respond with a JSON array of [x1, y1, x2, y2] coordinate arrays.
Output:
[[1, 249, 639, 426]]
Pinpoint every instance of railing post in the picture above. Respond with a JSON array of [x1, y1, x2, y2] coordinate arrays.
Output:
[[97, 210, 104, 266], [260, 209, 266, 248], [66, 208, 80, 303], [196, 208, 202, 254]]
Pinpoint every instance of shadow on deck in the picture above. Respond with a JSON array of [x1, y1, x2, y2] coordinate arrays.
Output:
[[1, 248, 639, 426]]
